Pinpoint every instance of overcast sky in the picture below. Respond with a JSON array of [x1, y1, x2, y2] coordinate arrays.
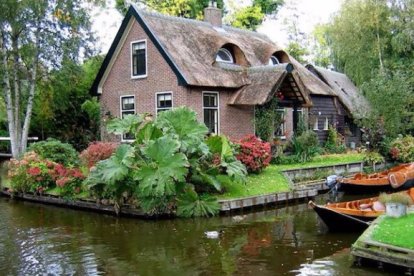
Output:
[[92, 0, 343, 54]]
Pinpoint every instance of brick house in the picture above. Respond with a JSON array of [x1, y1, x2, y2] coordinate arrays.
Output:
[[91, 4, 365, 144]]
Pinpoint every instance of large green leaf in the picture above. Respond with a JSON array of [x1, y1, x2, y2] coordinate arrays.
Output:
[[156, 107, 208, 153], [222, 160, 247, 184], [135, 122, 162, 145], [206, 135, 233, 160], [107, 114, 144, 136], [135, 136, 189, 197], [176, 187, 220, 218], [100, 144, 134, 185]]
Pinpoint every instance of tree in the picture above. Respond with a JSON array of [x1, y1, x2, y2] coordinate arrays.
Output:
[[116, 0, 283, 31], [115, 0, 224, 18], [31, 56, 103, 150], [0, 0, 97, 158]]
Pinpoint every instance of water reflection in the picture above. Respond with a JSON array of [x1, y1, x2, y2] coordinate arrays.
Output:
[[0, 196, 383, 275]]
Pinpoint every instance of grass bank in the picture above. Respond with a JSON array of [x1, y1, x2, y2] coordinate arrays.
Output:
[[217, 153, 364, 200], [371, 213, 414, 250]]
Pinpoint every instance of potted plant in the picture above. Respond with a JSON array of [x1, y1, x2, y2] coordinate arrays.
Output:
[[378, 192, 413, 218]]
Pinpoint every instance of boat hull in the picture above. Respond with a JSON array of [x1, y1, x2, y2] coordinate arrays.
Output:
[[311, 204, 371, 232]]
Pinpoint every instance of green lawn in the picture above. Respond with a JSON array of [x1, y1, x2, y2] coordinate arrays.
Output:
[[217, 153, 364, 200], [371, 213, 414, 250]]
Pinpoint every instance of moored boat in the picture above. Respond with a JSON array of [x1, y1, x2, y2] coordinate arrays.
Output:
[[309, 188, 414, 232], [336, 163, 414, 192]]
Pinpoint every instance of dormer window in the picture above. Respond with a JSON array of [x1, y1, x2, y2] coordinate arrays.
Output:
[[216, 48, 234, 63], [268, 56, 280, 66]]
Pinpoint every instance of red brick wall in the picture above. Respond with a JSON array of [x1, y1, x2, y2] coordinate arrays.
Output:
[[100, 19, 254, 141], [187, 87, 255, 140]]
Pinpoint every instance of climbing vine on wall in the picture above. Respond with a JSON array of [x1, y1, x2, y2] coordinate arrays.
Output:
[[254, 97, 282, 142]]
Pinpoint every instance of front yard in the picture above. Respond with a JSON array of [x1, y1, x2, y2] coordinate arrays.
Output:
[[218, 153, 364, 199]]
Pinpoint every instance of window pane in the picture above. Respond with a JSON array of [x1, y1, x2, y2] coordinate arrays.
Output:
[[157, 93, 172, 109], [203, 94, 217, 108], [204, 109, 218, 134], [132, 42, 146, 76], [122, 97, 135, 110]]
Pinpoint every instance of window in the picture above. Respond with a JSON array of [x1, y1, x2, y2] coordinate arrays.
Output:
[[275, 108, 286, 139], [120, 96, 135, 141], [156, 92, 173, 113], [215, 48, 234, 63], [131, 40, 147, 77], [268, 56, 280, 66], [324, 117, 329, 130], [203, 92, 219, 134]]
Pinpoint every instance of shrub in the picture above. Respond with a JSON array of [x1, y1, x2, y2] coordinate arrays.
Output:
[[8, 152, 56, 193], [28, 138, 79, 166], [8, 151, 85, 196], [292, 130, 321, 162], [236, 135, 271, 173], [378, 192, 413, 206], [389, 135, 414, 163], [80, 142, 118, 168], [363, 151, 385, 166], [324, 127, 346, 154]]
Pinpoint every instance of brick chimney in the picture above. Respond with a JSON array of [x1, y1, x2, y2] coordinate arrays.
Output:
[[204, 1, 222, 27]]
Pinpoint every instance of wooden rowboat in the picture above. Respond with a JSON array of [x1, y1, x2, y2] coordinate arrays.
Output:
[[309, 188, 414, 232], [336, 163, 414, 192]]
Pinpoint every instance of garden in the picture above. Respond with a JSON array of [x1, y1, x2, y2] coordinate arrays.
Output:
[[2, 106, 414, 218]]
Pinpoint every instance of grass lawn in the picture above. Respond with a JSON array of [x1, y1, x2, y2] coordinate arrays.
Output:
[[371, 213, 414, 250], [217, 152, 364, 200]]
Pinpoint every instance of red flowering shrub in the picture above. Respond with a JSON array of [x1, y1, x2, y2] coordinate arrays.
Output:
[[80, 142, 118, 168], [8, 151, 56, 193], [8, 151, 85, 196], [235, 135, 271, 173]]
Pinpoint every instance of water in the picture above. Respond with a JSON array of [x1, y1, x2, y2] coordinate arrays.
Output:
[[0, 195, 395, 275]]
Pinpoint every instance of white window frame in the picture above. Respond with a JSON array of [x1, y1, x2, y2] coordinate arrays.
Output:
[[216, 48, 234, 64], [202, 91, 220, 135], [268, 56, 280, 66], [276, 108, 286, 140], [120, 95, 136, 142], [155, 91, 173, 115], [131, 39, 147, 79]]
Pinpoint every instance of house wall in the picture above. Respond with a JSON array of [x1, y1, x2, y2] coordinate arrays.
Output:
[[100, 19, 254, 141], [308, 95, 342, 144], [187, 87, 255, 140]]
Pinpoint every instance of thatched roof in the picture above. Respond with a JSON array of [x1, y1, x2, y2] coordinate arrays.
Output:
[[306, 65, 369, 117], [139, 8, 282, 88], [91, 5, 337, 107]]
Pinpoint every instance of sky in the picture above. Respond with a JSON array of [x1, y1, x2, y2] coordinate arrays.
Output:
[[92, 0, 343, 54]]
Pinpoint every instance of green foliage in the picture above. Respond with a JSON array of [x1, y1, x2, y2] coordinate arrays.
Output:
[[115, 0, 224, 19], [363, 151, 385, 166], [292, 130, 321, 162], [286, 41, 309, 64], [378, 192, 413, 206], [135, 136, 189, 197], [253, 0, 284, 14], [85, 107, 247, 217], [390, 136, 414, 163], [156, 107, 208, 154], [324, 126, 346, 154], [107, 114, 145, 136], [229, 5, 264, 31], [360, 71, 414, 139], [176, 187, 219, 218], [32, 56, 104, 150], [254, 97, 281, 142], [28, 138, 79, 166]]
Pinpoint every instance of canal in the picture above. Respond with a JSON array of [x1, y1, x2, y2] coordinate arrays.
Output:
[[0, 193, 394, 275]]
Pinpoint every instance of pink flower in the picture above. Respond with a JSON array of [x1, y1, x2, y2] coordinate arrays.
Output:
[[27, 167, 41, 176]]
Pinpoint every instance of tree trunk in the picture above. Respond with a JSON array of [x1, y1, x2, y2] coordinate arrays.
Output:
[[21, 35, 39, 154], [0, 30, 19, 158]]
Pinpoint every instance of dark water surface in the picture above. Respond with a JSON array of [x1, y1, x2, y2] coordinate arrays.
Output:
[[0, 193, 395, 276]]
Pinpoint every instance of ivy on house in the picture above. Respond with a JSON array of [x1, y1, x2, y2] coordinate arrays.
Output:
[[254, 97, 282, 142]]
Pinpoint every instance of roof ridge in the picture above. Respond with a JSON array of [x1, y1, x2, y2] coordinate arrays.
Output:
[[133, 5, 274, 41]]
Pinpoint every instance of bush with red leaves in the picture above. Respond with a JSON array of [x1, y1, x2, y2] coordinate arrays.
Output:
[[236, 135, 271, 173], [79, 142, 118, 168]]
